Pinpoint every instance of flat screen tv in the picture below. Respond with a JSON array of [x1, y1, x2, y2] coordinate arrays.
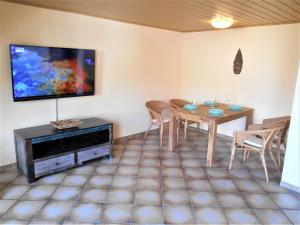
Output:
[[10, 44, 95, 101]]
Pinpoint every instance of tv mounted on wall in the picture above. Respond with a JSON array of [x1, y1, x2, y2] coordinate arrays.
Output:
[[10, 44, 95, 102]]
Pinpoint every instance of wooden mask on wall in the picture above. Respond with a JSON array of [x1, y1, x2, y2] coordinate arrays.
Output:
[[233, 48, 243, 74]]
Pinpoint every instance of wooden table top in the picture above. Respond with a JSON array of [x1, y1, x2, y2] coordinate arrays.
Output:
[[171, 103, 253, 125]]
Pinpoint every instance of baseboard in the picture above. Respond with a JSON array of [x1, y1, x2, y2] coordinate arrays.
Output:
[[0, 163, 16, 172], [280, 181, 300, 193]]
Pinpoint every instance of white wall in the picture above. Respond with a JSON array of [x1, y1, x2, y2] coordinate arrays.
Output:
[[181, 24, 299, 136], [0, 2, 182, 166], [281, 26, 300, 192], [1, 2, 299, 168]]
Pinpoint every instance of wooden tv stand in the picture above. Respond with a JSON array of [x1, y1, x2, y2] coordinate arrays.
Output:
[[14, 117, 113, 183]]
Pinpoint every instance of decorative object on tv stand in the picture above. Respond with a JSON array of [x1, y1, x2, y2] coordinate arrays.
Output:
[[233, 48, 243, 74], [50, 119, 82, 129]]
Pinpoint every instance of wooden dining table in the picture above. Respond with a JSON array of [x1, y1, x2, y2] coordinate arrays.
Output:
[[168, 103, 253, 167]]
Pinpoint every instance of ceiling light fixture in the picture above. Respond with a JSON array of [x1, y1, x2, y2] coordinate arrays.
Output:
[[211, 14, 234, 29]]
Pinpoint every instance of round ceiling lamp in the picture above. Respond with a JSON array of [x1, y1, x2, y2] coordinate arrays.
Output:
[[211, 15, 234, 29]]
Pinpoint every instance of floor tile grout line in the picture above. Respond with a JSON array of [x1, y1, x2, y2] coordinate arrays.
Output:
[[128, 142, 143, 225], [1, 130, 298, 225]]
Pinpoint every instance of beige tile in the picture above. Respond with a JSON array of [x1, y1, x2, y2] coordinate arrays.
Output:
[[112, 176, 136, 189], [234, 179, 265, 193], [61, 175, 89, 186], [0, 185, 30, 200], [122, 150, 141, 158], [163, 178, 186, 190], [35, 201, 74, 221], [138, 167, 160, 177], [116, 166, 139, 176], [229, 168, 252, 179], [0, 200, 16, 216], [225, 208, 260, 224], [162, 168, 184, 177], [218, 193, 247, 208], [181, 159, 202, 168], [86, 175, 113, 188], [120, 157, 139, 166], [270, 193, 300, 209], [244, 193, 278, 209], [134, 189, 161, 205], [68, 203, 102, 223], [141, 158, 160, 167], [94, 165, 117, 175], [183, 168, 206, 179], [282, 209, 300, 224], [0, 219, 29, 225], [69, 165, 95, 174], [257, 180, 289, 193], [162, 159, 181, 168], [29, 220, 61, 225], [253, 209, 292, 224], [79, 188, 108, 203], [186, 179, 213, 191], [3, 200, 46, 220], [22, 186, 56, 200], [194, 207, 227, 224], [102, 204, 132, 223], [163, 190, 190, 205], [210, 179, 238, 192], [132, 205, 163, 224], [206, 168, 229, 178], [190, 191, 219, 207], [137, 178, 160, 189], [142, 151, 160, 158], [51, 186, 81, 201], [164, 205, 195, 224], [106, 189, 133, 203], [35, 173, 67, 185]]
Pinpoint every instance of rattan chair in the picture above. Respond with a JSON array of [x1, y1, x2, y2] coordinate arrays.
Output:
[[229, 121, 286, 182], [262, 116, 290, 168], [144, 100, 170, 148], [169, 98, 200, 142]]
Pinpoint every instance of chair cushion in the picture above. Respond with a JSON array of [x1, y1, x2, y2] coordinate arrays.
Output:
[[244, 135, 264, 148]]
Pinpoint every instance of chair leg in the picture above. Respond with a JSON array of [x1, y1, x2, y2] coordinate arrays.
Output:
[[276, 143, 281, 169], [143, 123, 152, 139], [184, 120, 188, 140], [260, 153, 269, 183], [229, 147, 236, 170], [159, 123, 164, 148], [176, 119, 180, 143], [243, 150, 248, 162], [197, 123, 200, 133], [269, 150, 280, 172]]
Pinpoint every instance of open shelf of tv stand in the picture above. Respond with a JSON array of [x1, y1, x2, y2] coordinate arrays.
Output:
[[14, 117, 113, 183]]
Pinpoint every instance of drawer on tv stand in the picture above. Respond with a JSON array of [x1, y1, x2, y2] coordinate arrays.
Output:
[[34, 153, 75, 178], [77, 145, 110, 163]]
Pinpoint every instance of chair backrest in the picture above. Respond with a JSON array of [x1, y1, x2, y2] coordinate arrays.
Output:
[[258, 122, 286, 152], [145, 100, 170, 121], [169, 98, 191, 109], [263, 116, 291, 144]]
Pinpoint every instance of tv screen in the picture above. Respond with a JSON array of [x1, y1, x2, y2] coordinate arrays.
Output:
[[10, 44, 95, 101]]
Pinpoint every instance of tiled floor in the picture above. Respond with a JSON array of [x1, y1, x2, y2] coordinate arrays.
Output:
[[0, 129, 299, 224]]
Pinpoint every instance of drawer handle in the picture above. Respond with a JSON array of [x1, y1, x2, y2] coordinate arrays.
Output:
[[94, 152, 97, 156], [55, 162, 60, 166]]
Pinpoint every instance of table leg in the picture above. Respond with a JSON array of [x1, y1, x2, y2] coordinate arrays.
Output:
[[245, 110, 253, 129], [168, 112, 176, 152], [207, 121, 217, 167]]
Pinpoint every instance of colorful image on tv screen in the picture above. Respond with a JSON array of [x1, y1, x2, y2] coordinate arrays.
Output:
[[10, 45, 95, 100]]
